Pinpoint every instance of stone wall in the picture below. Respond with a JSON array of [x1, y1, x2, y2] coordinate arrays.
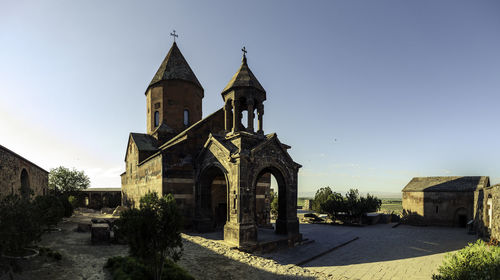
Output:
[[403, 191, 474, 226], [474, 185, 500, 240], [121, 143, 163, 208], [0, 145, 48, 198]]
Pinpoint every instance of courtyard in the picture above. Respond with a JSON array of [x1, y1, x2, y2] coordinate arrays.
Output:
[[3, 210, 477, 280]]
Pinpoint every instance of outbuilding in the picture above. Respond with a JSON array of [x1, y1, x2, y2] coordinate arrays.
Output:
[[402, 176, 489, 227]]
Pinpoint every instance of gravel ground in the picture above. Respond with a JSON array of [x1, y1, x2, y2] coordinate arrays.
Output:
[[1, 211, 328, 280]]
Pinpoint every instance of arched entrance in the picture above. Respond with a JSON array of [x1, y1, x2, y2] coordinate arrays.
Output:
[[20, 169, 30, 199], [455, 207, 468, 228], [255, 166, 288, 235], [197, 165, 229, 231]]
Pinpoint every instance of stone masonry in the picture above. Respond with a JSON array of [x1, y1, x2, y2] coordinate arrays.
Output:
[[121, 42, 301, 248], [0, 144, 48, 199]]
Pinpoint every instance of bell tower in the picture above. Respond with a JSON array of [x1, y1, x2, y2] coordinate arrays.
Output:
[[145, 41, 204, 144], [221, 47, 266, 136]]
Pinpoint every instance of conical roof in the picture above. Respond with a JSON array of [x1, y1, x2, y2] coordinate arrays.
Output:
[[148, 42, 203, 91], [222, 55, 265, 95]]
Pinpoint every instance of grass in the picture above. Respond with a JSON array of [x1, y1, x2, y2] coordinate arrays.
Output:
[[379, 198, 402, 214], [297, 197, 313, 207]]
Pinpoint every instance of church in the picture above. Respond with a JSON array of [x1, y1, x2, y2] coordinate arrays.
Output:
[[121, 41, 301, 248]]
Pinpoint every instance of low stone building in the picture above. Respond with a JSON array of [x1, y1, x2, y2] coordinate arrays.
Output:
[[402, 176, 490, 227], [121, 42, 301, 248], [78, 187, 122, 209], [474, 184, 500, 240], [0, 145, 48, 199]]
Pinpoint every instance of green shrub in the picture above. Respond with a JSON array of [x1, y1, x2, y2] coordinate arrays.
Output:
[[0, 194, 42, 255], [105, 256, 194, 280], [312, 187, 382, 222], [115, 192, 183, 280], [34, 195, 65, 230], [432, 240, 500, 280], [59, 195, 74, 217]]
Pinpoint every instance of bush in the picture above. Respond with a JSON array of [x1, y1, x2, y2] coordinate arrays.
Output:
[[59, 195, 74, 217], [115, 192, 183, 280], [0, 194, 42, 255], [432, 240, 500, 280], [269, 189, 278, 218], [312, 188, 382, 223], [105, 256, 194, 280], [33, 195, 65, 230]]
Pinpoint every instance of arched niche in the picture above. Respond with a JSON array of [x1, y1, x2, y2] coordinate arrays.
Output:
[[196, 164, 229, 231], [20, 168, 30, 199]]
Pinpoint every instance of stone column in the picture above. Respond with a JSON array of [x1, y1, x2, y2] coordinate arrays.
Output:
[[247, 98, 254, 133], [232, 99, 240, 133], [224, 100, 232, 132], [257, 103, 264, 134]]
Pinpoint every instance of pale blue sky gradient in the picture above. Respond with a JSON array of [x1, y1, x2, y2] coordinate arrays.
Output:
[[1, 1, 500, 196]]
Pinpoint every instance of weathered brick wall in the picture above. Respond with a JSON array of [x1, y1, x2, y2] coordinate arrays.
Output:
[[0, 146, 48, 198], [121, 143, 163, 208], [403, 191, 474, 226], [402, 191, 424, 215], [474, 186, 500, 240], [146, 80, 203, 138]]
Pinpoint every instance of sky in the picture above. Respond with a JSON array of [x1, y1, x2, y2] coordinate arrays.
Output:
[[1, 0, 500, 197]]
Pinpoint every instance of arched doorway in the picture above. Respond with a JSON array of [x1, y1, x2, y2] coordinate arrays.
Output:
[[20, 169, 30, 199], [198, 165, 229, 230], [255, 166, 288, 235], [455, 207, 468, 228]]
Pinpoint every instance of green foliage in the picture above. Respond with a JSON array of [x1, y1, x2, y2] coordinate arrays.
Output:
[[33, 195, 65, 230], [0, 194, 42, 255], [270, 189, 278, 217], [312, 187, 333, 213], [48, 166, 90, 195], [58, 195, 74, 217], [115, 192, 183, 280], [312, 188, 382, 222], [432, 240, 500, 280], [105, 256, 194, 280], [68, 195, 79, 208]]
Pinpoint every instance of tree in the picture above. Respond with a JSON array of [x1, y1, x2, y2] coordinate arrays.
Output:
[[116, 192, 183, 280], [312, 187, 382, 224], [321, 191, 345, 220], [48, 166, 90, 195], [33, 195, 65, 230], [270, 189, 278, 218], [312, 187, 333, 213], [0, 194, 43, 255]]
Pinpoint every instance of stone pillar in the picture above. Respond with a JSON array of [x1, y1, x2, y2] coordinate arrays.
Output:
[[232, 99, 240, 133], [247, 99, 254, 133], [257, 103, 264, 134], [224, 100, 232, 132]]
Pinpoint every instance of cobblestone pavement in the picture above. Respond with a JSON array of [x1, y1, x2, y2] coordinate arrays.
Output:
[[302, 223, 477, 280]]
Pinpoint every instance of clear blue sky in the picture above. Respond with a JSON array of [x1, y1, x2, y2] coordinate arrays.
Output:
[[1, 0, 500, 196]]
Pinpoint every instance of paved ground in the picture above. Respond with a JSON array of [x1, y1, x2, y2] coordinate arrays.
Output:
[[302, 223, 477, 280]]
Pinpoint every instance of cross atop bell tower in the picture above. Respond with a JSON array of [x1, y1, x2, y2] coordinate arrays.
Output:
[[221, 48, 266, 135]]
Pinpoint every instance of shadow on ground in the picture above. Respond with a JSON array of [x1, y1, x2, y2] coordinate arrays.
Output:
[[300, 223, 477, 267]]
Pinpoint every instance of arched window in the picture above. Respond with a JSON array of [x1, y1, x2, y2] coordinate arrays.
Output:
[[154, 111, 160, 127], [183, 109, 189, 126]]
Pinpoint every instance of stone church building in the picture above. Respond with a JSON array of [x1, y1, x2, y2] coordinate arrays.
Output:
[[121, 42, 301, 247], [402, 176, 500, 241], [0, 145, 48, 199], [402, 176, 490, 227]]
